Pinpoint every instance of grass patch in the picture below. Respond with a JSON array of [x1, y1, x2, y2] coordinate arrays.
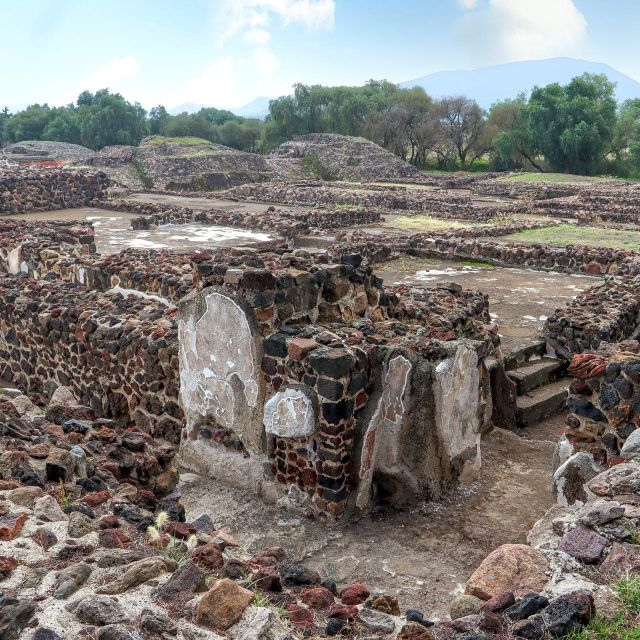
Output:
[[500, 223, 640, 251], [500, 172, 624, 184], [389, 215, 473, 232], [131, 161, 153, 189], [144, 135, 213, 147], [458, 258, 497, 268]]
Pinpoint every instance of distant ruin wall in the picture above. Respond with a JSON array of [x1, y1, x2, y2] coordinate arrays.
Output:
[[0, 168, 109, 214]]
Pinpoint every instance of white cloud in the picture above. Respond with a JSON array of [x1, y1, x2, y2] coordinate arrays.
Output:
[[458, 0, 587, 63], [56, 55, 140, 105], [79, 55, 140, 93], [217, 0, 335, 41], [457, 0, 479, 8], [244, 28, 272, 46], [253, 48, 280, 73]]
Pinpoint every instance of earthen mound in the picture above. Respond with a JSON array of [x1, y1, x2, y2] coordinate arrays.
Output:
[[269, 133, 420, 181], [1, 140, 94, 163]]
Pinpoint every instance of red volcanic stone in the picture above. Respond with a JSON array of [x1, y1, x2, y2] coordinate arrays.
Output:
[[288, 338, 318, 360], [286, 604, 314, 628], [482, 591, 516, 613], [25, 443, 50, 459], [340, 582, 370, 605], [188, 544, 224, 572], [300, 586, 335, 610], [97, 515, 120, 529], [250, 566, 281, 592], [0, 556, 18, 578], [0, 512, 28, 541], [0, 480, 19, 490], [80, 490, 110, 507], [329, 603, 359, 620], [99, 528, 131, 549], [165, 521, 196, 539]]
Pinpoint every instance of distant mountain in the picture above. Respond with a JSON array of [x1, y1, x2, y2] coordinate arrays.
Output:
[[401, 57, 640, 108], [168, 97, 271, 119], [232, 96, 271, 120], [168, 102, 207, 115]]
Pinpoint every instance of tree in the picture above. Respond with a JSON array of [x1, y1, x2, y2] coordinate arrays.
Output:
[[43, 107, 81, 144], [148, 106, 170, 135], [77, 90, 148, 149], [0, 107, 11, 147], [527, 73, 617, 174], [435, 96, 487, 168], [4, 104, 52, 143], [613, 98, 640, 176], [485, 96, 543, 171]]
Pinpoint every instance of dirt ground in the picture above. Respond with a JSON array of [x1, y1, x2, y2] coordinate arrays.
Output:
[[179, 416, 563, 619], [375, 256, 598, 355]]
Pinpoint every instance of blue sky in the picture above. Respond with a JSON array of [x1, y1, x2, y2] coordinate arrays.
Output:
[[2, 0, 639, 111]]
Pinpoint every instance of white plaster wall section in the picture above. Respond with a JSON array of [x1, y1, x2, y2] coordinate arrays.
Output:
[[7, 245, 22, 274], [264, 387, 317, 439], [109, 285, 175, 309], [433, 343, 481, 480], [355, 354, 412, 510], [178, 290, 262, 451]]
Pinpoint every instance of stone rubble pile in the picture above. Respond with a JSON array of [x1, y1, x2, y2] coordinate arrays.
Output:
[[0, 168, 109, 214], [0, 383, 613, 640]]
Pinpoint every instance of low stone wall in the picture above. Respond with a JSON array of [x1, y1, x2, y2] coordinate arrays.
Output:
[[100, 198, 382, 236], [0, 275, 182, 442], [0, 219, 96, 278], [0, 167, 109, 214], [543, 279, 640, 358], [332, 232, 640, 277]]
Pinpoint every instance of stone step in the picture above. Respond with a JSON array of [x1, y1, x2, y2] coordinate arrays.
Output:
[[507, 357, 563, 395], [516, 378, 568, 427], [504, 339, 548, 371]]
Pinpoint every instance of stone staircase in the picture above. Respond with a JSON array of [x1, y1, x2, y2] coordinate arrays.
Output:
[[505, 340, 569, 427]]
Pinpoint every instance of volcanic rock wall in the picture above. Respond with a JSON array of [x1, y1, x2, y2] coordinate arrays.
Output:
[[0, 168, 109, 214], [0, 276, 182, 442]]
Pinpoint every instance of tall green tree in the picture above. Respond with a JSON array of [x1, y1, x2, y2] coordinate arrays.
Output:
[[528, 73, 617, 174], [4, 104, 52, 143]]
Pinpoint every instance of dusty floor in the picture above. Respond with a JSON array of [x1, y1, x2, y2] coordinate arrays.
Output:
[[6, 207, 276, 254], [179, 416, 563, 619], [375, 256, 598, 354]]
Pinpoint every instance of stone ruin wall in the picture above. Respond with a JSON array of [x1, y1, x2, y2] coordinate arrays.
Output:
[[174, 251, 495, 517], [0, 275, 183, 443], [0, 167, 109, 214]]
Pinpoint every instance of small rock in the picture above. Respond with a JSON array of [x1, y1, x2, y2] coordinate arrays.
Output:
[[365, 593, 401, 615], [32, 629, 62, 640], [512, 615, 545, 640], [397, 622, 435, 639], [358, 607, 396, 634], [588, 463, 640, 497], [0, 512, 28, 540], [45, 448, 74, 482], [140, 608, 178, 636], [505, 593, 549, 621], [96, 557, 176, 594], [481, 591, 516, 613], [552, 453, 601, 507], [329, 603, 359, 620], [559, 525, 609, 564], [195, 578, 254, 630], [192, 513, 215, 534], [0, 594, 35, 640], [54, 562, 92, 599], [300, 586, 335, 609], [7, 486, 43, 507], [74, 595, 126, 626], [340, 581, 371, 604], [326, 617, 347, 636], [465, 544, 549, 600], [579, 500, 625, 527], [450, 594, 483, 619], [0, 556, 19, 579], [278, 560, 321, 586], [34, 495, 68, 522], [600, 542, 640, 574], [96, 624, 132, 640], [155, 560, 206, 603]]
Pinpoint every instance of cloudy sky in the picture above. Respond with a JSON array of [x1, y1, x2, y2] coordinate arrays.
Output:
[[2, 0, 639, 111]]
